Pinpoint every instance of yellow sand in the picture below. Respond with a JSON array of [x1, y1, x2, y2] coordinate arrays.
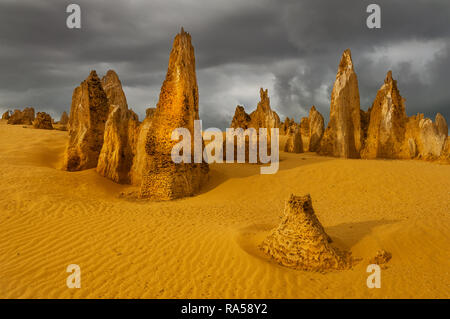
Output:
[[0, 120, 449, 299]]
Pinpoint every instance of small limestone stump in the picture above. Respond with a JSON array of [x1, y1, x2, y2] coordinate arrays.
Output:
[[33, 112, 53, 130], [260, 194, 351, 271], [369, 250, 392, 265]]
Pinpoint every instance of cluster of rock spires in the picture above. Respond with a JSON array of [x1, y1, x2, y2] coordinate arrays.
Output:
[[5, 29, 444, 204], [3, 106, 70, 131], [61, 28, 209, 200], [260, 194, 352, 271], [229, 48, 449, 163], [6, 107, 35, 125]]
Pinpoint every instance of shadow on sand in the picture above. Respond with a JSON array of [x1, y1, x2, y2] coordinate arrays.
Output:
[[198, 152, 334, 195]]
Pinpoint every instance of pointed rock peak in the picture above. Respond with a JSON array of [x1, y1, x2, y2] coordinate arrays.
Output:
[[176, 26, 191, 42], [258, 88, 271, 109], [384, 70, 393, 84], [338, 48, 354, 71], [89, 70, 99, 79], [104, 69, 120, 81], [260, 87, 269, 100], [310, 105, 316, 111]]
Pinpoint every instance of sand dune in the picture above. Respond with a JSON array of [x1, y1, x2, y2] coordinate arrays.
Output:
[[0, 120, 449, 298]]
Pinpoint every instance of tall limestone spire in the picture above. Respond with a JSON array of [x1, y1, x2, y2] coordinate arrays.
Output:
[[139, 28, 209, 200], [319, 49, 361, 158]]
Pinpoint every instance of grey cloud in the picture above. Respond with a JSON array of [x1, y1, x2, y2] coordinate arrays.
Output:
[[0, 0, 449, 129]]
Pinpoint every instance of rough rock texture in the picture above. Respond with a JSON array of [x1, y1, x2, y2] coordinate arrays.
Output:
[[299, 117, 310, 152], [439, 136, 450, 163], [319, 49, 361, 158], [435, 113, 448, 138], [402, 113, 447, 160], [417, 117, 447, 159], [280, 117, 295, 135], [361, 71, 407, 159], [260, 194, 351, 271], [130, 109, 155, 185], [369, 250, 392, 266], [230, 105, 251, 129], [230, 89, 281, 133], [2, 110, 11, 120], [96, 70, 140, 184], [308, 106, 325, 152], [59, 111, 69, 125], [63, 71, 110, 171], [7, 107, 35, 125], [139, 28, 209, 200], [284, 126, 303, 153], [227, 89, 281, 161], [146, 107, 156, 119], [33, 112, 53, 130], [249, 88, 281, 136], [359, 108, 370, 151]]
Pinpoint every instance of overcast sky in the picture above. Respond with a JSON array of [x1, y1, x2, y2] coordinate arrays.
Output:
[[0, 0, 449, 129]]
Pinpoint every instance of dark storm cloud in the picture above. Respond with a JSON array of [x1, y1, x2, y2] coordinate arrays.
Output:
[[0, 0, 449, 129]]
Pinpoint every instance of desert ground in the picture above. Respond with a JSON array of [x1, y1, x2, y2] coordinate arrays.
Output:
[[0, 120, 449, 299]]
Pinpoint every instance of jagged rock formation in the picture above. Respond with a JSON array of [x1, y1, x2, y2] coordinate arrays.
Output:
[[33, 112, 53, 130], [402, 113, 447, 160], [230, 105, 251, 130], [7, 107, 35, 125], [308, 106, 325, 152], [299, 117, 310, 152], [130, 108, 155, 185], [63, 71, 109, 171], [280, 117, 296, 135], [96, 70, 140, 184], [260, 194, 351, 271], [319, 49, 361, 158], [361, 71, 407, 159], [294, 106, 325, 153], [416, 117, 447, 159], [249, 88, 281, 136], [227, 89, 281, 160], [284, 126, 303, 153], [139, 28, 209, 200], [230, 89, 281, 134], [2, 110, 11, 120], [435, 113, 448, 138], [59, 111, 69, 125], [146, 107, 156, 119], [439, 136, 450, 163]]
